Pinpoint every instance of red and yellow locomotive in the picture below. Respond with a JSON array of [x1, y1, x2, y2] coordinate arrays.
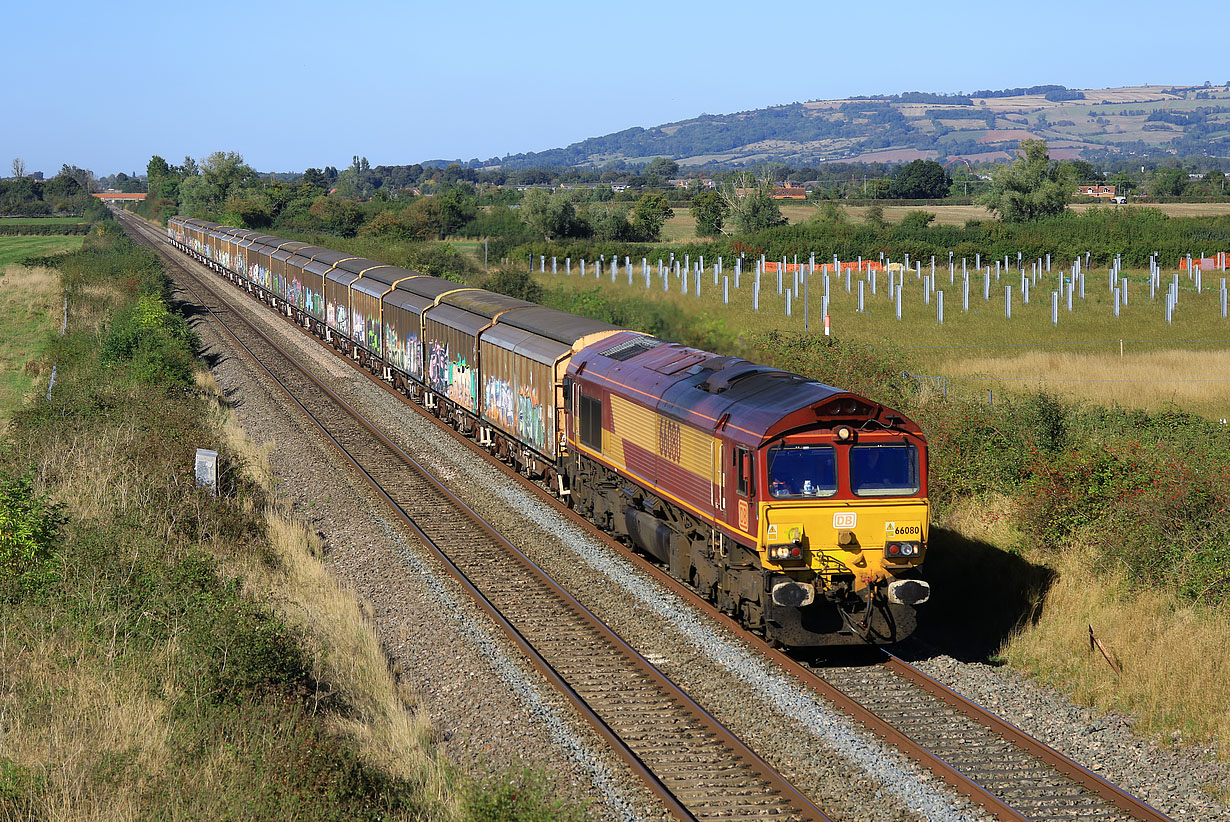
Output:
[[563, 332, 930, 646]]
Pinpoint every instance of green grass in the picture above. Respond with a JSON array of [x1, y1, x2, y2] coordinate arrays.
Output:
[[0, 217, 86, 225], [0, 235, 84, 265]]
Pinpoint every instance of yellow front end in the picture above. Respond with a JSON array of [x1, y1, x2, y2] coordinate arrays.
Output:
[[759, 499, 930, 591]]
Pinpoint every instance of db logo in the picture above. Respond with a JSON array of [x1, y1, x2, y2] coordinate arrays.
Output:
[[833, 512, 857, 529]]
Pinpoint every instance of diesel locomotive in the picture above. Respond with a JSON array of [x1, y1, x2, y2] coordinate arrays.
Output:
[[167, 215, 931, 646]]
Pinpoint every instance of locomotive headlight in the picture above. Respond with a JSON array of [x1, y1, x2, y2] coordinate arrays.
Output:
[[768, 543, 804, 562], [835, 425, 852, 442], [885, 541, 920, 559]]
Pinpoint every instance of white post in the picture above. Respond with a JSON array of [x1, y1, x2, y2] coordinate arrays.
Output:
[[724, 276, 729, 305], [937, 291, 944, 324], [1005, 286, 1012, 318], [1052, 291, 1058, 325]]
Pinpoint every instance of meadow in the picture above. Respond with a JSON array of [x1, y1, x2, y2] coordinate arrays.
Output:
[[0, 235, 84, 264]]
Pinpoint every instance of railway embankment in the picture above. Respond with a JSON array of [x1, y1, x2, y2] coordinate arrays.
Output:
[[0, 218, 580, 820]]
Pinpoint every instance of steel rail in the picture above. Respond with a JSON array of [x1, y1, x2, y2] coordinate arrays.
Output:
[[881, 651, 1173, 822]]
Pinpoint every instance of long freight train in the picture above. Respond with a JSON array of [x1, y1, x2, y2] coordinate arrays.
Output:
[[167, 215, 932, 646]]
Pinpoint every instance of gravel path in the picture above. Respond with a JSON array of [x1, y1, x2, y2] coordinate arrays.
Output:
[[169, 243, 1230, 822]]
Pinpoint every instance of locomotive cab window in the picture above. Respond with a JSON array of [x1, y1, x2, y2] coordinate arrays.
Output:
[[734, 448, 754, 496], [768, 445, 837, 498], [850, 444, 919, 497], [578, 393, 603, 451]]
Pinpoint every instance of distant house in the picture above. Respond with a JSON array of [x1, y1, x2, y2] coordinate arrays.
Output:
[[1075, 184, 1116, 198], [610, 183, 630, 192], [667, 178, 691, 188], [771, 184, 807, 199]]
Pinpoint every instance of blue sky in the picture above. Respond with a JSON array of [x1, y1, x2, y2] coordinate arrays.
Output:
[[5, 0, 1228, 176]]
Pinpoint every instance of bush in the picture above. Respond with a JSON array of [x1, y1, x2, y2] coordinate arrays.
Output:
[[483, 267, 544, 302], [463, 769, 585, 822], [0, 473, 62, 601], [101, 292, 197, 385]]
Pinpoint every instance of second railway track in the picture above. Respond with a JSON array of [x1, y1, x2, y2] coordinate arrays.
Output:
[[120, 211, 1179, 822]]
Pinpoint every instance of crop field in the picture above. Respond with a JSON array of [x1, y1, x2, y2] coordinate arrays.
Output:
[[0, 235, 84, 265], [535, 257, 1230, 419], [0, 265, 59, 426]]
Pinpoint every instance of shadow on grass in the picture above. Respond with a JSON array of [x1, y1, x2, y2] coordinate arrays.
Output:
[[905, 525, 1056, 663], [799, 526, 1056, 669]]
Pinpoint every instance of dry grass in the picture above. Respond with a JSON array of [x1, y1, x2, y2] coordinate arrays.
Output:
[[937, 348, 1230, 419], [1004, 548, 1230, 770], [0, 632, 175, 821], [205, 372, 458, 812], [0, 265, 60, 426]]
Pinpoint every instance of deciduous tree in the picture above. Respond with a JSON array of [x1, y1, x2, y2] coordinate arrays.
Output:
[[978, 140, 1073, 222], [888, 160, 951, 199], [690, 190, 728, 236], [630, 192, 674, 241], [721, 173, 787, 234]]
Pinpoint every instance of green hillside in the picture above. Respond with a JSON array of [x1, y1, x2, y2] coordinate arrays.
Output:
[[485, 83, 1230, 169]]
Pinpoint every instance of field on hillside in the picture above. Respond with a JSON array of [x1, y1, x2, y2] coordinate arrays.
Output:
[[536, 258, 1230, 419], [0, 235, 84, 264]]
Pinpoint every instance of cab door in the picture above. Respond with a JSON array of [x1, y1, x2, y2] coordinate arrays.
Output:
[[732, 445, 756, 539]]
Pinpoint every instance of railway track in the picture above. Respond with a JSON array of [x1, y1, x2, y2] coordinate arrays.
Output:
[[120, 212, 830, 822], [120, 211, 1176, 822], [810, 651, 1172, 822]]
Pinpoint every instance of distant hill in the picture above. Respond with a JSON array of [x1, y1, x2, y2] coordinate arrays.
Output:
[[473, 84, 1230, 169]]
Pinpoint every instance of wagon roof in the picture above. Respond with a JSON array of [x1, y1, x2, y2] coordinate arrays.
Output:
[[393, 275, 467, 301], [439, 289, 536, 319], [496, 306, 622, 347], [335, 257, 389, 275]]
